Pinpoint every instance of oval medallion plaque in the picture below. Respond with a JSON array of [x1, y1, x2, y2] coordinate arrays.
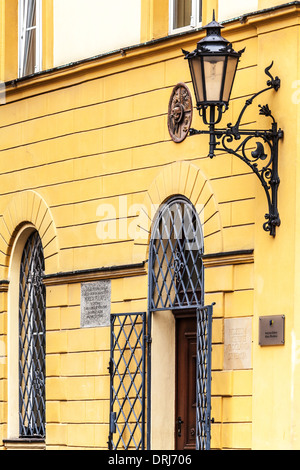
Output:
[[168, 83, 193, 143]]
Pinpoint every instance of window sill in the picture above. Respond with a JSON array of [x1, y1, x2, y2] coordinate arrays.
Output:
[[3, 438, 46, 451], [169, 23, 202, 35]]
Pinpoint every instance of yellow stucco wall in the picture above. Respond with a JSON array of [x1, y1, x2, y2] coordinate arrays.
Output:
[[0, 2, 300, 450]]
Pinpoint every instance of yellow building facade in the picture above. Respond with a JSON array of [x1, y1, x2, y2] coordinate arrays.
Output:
[[0, 0, 299, 450]]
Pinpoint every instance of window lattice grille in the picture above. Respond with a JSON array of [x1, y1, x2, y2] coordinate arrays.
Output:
[[19, 231, 46, 438], [109, 312, 146, 450], [149, 197, 204, 311], [196, 305, 213, 450]]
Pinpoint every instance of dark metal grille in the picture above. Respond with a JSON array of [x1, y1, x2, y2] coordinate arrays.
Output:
[[109, 312, 146, 450], [19, 231, 46, 438], [149, 197, 204, 311], [196, 305, 213, 450]]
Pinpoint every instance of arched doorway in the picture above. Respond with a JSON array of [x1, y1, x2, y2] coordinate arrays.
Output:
[[148, 196, 213, 450]]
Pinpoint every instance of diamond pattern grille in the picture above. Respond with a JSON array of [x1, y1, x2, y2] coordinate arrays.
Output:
[[19, 231, 46, 438], [109, 312, 146, 450], [149, 198, 204, 311], [196, 305, 213, 450]]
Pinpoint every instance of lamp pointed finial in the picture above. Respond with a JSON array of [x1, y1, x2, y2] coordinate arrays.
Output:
[[212, 9, 215, 21]]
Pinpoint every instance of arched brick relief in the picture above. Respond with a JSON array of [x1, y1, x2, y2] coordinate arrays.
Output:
[[0, 190, 59, 277], [132, 161, 223, 263]]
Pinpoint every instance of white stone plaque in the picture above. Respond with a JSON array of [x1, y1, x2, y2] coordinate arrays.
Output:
[[81, 280, 111, 328], [223, 317, 252, 370]]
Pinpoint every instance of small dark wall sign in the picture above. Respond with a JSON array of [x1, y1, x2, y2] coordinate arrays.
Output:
[[168, 82, 193, 143], [259, 315, 285, 346]]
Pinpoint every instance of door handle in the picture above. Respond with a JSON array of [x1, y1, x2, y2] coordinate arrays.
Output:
[[176, 416, 184, 437]]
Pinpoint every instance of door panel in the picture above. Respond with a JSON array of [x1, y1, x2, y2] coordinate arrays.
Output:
[[175, 315, 197, 450]]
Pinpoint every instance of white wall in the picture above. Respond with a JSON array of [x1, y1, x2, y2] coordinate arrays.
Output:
[[53, 0, 141, 67], [218, 0, 258, 21]]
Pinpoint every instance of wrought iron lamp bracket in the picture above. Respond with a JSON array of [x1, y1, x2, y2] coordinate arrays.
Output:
[[189, 63, 283, 237]]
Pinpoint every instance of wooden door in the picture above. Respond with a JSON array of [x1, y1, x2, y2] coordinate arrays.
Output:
[[175, 314, 197, 450]]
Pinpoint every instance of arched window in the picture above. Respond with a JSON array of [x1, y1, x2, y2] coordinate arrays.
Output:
[[18, 230, 46, 438], [149, 195, 204, 312]]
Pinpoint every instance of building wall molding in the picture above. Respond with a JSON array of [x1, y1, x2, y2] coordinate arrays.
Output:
[[0, 279, 9, 292], [203, 249, 254, 267], [0, 190, 59, 278], [132, 160, 224, 263], [43, 261, 147, 286], [0, 250, 253, 288], [3, 439, 46, 451], [3, 2, 300, 103]]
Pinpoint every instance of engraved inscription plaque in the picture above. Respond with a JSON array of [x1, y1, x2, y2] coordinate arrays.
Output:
[[81, 280, 111, 328], [224, 317, 252, 370], [259, 315, 285, 346]]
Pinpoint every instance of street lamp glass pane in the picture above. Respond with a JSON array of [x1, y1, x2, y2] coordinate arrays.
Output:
[[222, 56, 239, 103], [189, 56, 204, 104], [203, 56, 225, 102]]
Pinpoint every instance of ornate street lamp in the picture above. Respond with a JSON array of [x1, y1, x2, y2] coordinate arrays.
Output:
[[182, 13, 283, 237], [184, 12, 242, 122]]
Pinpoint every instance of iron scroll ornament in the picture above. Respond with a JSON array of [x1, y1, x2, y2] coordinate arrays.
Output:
[[189, 62, 283, 237]]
